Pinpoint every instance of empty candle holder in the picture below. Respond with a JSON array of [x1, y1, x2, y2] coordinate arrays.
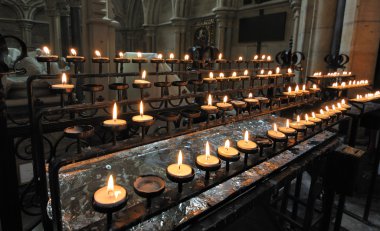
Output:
[[133, 175, 165, 208], [188, 79, 203, 94], [82, 84, 105, 104], [180, 109, 201, 129], [92, 175, 128, 231], [231, 100, 247, 117], [64, 125, 95, 154], [156, 111, 180, 134]]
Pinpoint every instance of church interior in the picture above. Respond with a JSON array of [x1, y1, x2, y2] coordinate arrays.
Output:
[[0, 0, 380, 230]]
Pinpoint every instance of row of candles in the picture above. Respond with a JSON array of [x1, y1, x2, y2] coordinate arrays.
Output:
[[94, 98, 351, 215], [313, 71, 353, 77], [39, 46, 274, 63], [330, 80, 369, 88], [354, 91, 380, 101], [284, 84, 320, 96]]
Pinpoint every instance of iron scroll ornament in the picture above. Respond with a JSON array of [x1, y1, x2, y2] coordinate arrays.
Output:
[[275, 39, 305, 71], [324, 53, 350, 69], [0, 34, 28, 73]]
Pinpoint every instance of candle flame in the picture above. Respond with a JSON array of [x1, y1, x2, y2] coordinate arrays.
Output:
[[260, 69, 264, 74], [107, 175, 114, 194], [169, 53, 174, 59], [248, 92, 253, 98], [261, 54, 266, 60], [325, 106, 329, 111], [239, 56, 243, 61], [112, 102, 117, 121], [137, 52, 142, 58], [276, 67, 280, 74], [302, 84, 306, 91], [223, 95, 228, 103], [244, 70, 248, 76], [244, 130, 249, 142], [232, 72, 237, 77], [274, 123, 277, 132], [142, 70, 146, 80], [43, 46, 50, 55], [118, 52, 123, 58], [295, 85, 299, 92], [338, 103, 342, 108], [184, 54, 189, 60], [209, 72, 214, 78], [62, 73, 67, 85], [139, 101, 144, 117], [218, 53, 222, 60], [305, 114, 309, 121], [342, 99, 346, 105], [267, 55, 271, 61], [332, 104, 336, 110], [312, 112, 316, 118], [208, 94, 212, 106], [288, 86, 291, 93], [225, 140, 230, 150], [286, 119, 289, 128], [313, 84, 317, 89], [206, 141, 210, 160], [219, 73, 224, 78], [157, 53, 162, 59], [297, 115, 300, 122], [95, 50, 101, 57], [178, 150, 182, 168], [288, 68, 292, 74], [70, 48, 77, 56], [254, 55, 258, 60], [268, 70, 273, 75], [320, 109, 324, 115]]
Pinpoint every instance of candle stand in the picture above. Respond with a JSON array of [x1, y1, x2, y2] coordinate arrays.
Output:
[[132, 118, 154, 140], [92, 192, 128, 231], [82, 84, 104, 104], [64, 125, 95, 154], [113, 57, 130, 74], [132, 82, 152, 100], [133, 175, 165, 208], [92, 58, 110, 74], [156, 111, 180, 134], [217, 147, 240, 172], [66, 56, 85, 74], [267, 132, 287, 151], [278, 127, 298, 142], [166, 167, 195, 193], [217, 103, 233, 123], [195, 158, 221, 182], [103, 122, 127, 145], [231, 100, 247, 117], [51, 87, 73, 108], [290, 123, 307, 136], [236, 142, 258, 166], [180, 109, 201, 129], [252, 136, 273, 157], [36, 56, 58, 74]]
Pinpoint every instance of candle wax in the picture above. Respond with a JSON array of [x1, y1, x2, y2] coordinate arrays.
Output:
[[216, 102, 233, 109], [308, 117, 322, 123], [217, 146, 239, 158], [201, 105, 218, 111], [278, 127, 296, 134], [267, 130, 286, 139], [167, 164, 192, 178], [132, 115, 153, 122], [315, 114, 330, 120], [244, 98, 259, 103], [299, 120, 315, 126], [94, 184, 127, 205], [290, 122, 306, 130], [134, 79, 151, 84], [196, 155, 220, 168], [103, 119, 127, 127], [51, 84, 74, 89], [237, 140, 257, 151]]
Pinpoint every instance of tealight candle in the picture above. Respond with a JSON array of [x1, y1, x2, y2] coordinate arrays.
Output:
[[196, 141, 220, 168], [66, 48, 85, 62], [324, 106, 336, 117], [279, 119, 297, 135], [261, 54, 266, 60], [267, 123, 286, 140], [253, 55, 258, 60], [132, 52, 147, 63], [216, 72, 225, 80], [245, 92, 259, 103], [132, 101, 154, 122], [201, 94, 218, 111], [167, 151, 193, 178], [218, 140, 239, 158], [93, 175, 127, 207], [287, 68, 292, 74], [216, 95, 233, 109], [133, 70, 151, 84], [92, 50, 110, 62], [308, 112, 322, 123], [36, 46, 59, 64], [237, 130, 258, 151], [103, 103, 127, 127], [216, 53, 227, 63], [290, 115, 306, 130], [276, 67, 280, 74], [267, 56, 271, 61], [203, 72, 216, 83], [299, 114, 315, 127], [315, 109, 330, 120], [51, 73, 74, 90]]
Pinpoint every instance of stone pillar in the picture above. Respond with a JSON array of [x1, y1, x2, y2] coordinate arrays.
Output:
[[306, 0, 338, 74], [144, 26, 156, 52], [340, 0, 380, 89], [290, 0, 301, 52], [69, 0, 83, 55], [58, 2, 71, 57], [171, 18, 187, 59], [46, 8, 61, 55], [213, 4, 235, 59], [19, 21, 33, 48]]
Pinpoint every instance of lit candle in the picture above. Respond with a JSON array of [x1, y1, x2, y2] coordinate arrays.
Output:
[[253, 55, 258, 60], [169, 53, 174, 59], [201, 94, 218, 111], [315, 109, 330, 120], [244, 70, 249, 76], [295, 85, 299, 92], [119, 52, 124, 58], [260, 69, 265, 75], [245, 92, 258, 103], [232, 72, 237, 78], [287, 68, 292, 74], [308, 112, 322, 123], [133, 70, 150, 84], [267, 123, 286, 140], [268, 70, 273, 75], [66, 48, 85, 62], [43, 46, 50, 56], [261, 54, 266, 60], [103, 103, 127, 127], [167, 150, 193, 177], [37, 46, 58, 62], [132, 52, 147, 63], [218, 53, 222, 60], [157, 53, 163, 59], [276, 67, 280, 74], [290, 115, 306, 130], [267, 56, 271, 61], [137, 52, 142, 58], [302, 84, 306, 91], [92, 50, 109, 62], [238, 56, 243, 61], [132, 101, 154, 122], [279, 119, 296, 135], [196, 141, 220, 168], [93, 175, 127, 207], [300, 114, 315, 126], [219, 73, 224, 78], [217, 95, 233, 109], [218, 139, 239, 158], [95, 50, 101, 57], [51, 73, 74, 90], [184, 54, 189, 60], [237, 130, 257, 151]]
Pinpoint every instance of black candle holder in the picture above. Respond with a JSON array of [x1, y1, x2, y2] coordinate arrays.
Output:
[[103, 123, 127, 145], [92, 58, 110, 74], [82, 84, 104, 104], [133, 175, 165, 208], [113, 57, 130, 74], [236, 142, 259, 166], [195, 158, 221, 182], [109, 83, 129, 101], [231, 100, 247, 117], [202, 107, 219, 125], [166, 167, 195, 193], [203, 78, 217, 92], [132, 82, 152, 100], [244, 98, 259, 114], [131, 58, 147, 73], [66, 56, 85, 74], [266, 132, 287, 151], [92, 191, 128, 231], [64, 125, 95, 153], [180, 109, 201, 129], [216, 104, 233, 123], [253, 136, 273, 157], [256, 97, 270, 111], [132, 118, 154, 140], [172, 81, 188, 96], [36, 56, 59, 74], [290, 123, 307, 136], [156, 111, 180, 134], [51, 87, 73, 107], [188, 79, 203, 94], [278, 127, 298, 142]]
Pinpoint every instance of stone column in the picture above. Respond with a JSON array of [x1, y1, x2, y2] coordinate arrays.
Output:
[[58, 2, 71, 57], [144, 26, 156, 52], [19, 21, 33, 48], [213, 4, 235, 59], [171, 18, 187, 59], [306, 0, 338, 74], [46, 8, 62, 55], [290, 0, 301, 52]]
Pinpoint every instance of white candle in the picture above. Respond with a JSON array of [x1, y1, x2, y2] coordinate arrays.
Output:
[[268, 123, 286, 139], [217, 95, 232, 109], [196, 141, 220, 168], [134, 70, 150, 84], [103, 103, 127, 127], [132, 101, 153, 122], [94, 175, 127, 206], [51, 73, 74, 89], [218, 139, 239, 158], [167, 150, 193, 177], [201, 94, 218, 111], [279, 119, 296, 134]]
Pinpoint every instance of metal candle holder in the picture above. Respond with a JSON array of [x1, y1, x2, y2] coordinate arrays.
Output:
[[64, 125, 95, 154], [195, 158, 221, 182], [236, 143, 259, 166], [166, 167, 195, 193], [103, 123, 127, 145], [133, 175, 165, 208]]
